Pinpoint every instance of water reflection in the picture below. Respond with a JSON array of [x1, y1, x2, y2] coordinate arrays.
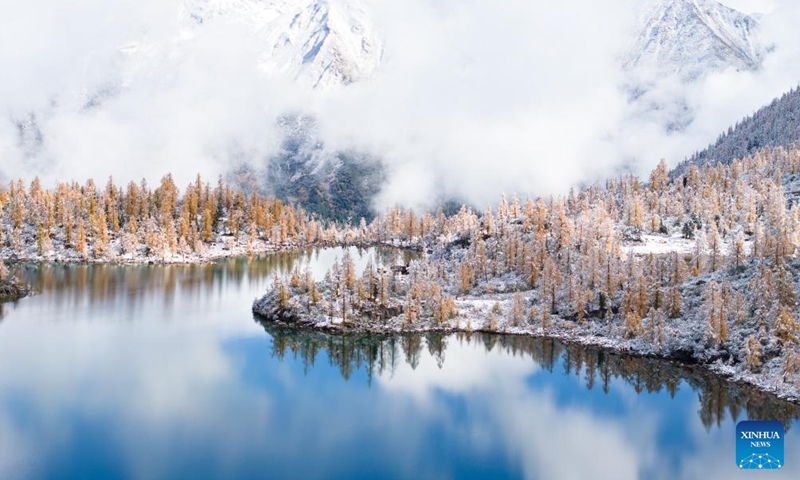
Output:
[[0, 247, 412, 321], [259, 322, 800, 430], [1, 250, 799, 480]]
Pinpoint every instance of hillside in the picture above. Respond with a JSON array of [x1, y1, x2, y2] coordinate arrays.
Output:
[[255, 149, 800, 403], [682, 85, 800, 169]]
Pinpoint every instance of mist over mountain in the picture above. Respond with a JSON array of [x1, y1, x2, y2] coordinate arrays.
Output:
[[623, 0, 768, 133], [1, 0, 799, 219], [177, 0, 383, 89], [679, 84, 800, 171]]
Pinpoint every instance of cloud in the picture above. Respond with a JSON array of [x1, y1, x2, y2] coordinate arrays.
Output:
[[1, 0, 800, 211], [376, 336, 657, 480]]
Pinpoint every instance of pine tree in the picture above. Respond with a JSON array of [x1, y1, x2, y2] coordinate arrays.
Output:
[[510, 292, 525, 327], [703, 282, 728, 348], [94, 210, 110, 259], [459, 262, 475, 295], [290, 268, 302, 289], [37, 223, 48, 256], [649, 159, 669, 193], [76, 220, 87, 256], [707, 222, 723, 272], [406, 281, 421, 325], [729, 231, 746, 272], [776, 308, 800, 347], [624, 309, 642, 339], [379, 272, 389, 307], [434, 295, 457, 324], [342, 251, 357, 291], [201, 207, 215, 243], [539, 257, 559, 315], [729, 290, 747, 326], [785, 349, 800, 382], [744, 336, 762, 372], [541, 303, 551, 332], [277, 280, 289, 309], [487, 310, 498, 331], [647, 307, 668, 351]]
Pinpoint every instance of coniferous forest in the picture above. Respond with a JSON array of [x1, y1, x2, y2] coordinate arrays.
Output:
[[254, 147, 800, 403], [4, 147, 800, 401]]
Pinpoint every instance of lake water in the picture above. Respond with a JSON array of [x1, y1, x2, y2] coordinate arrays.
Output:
[[1, 247, 799, 480]]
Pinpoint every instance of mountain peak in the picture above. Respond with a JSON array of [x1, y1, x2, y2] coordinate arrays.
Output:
[[625, 0, 763, 80], [179, 0, 383, 88]]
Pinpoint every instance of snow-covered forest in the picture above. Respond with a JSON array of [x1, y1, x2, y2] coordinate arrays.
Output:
[[0, 174, 377, 264], [684, 86, 800, 170], [255, 147, 800, 402], [5, 143, 800, 401]]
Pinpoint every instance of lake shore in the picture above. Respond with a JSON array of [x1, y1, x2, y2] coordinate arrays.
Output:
[[0, 239, 421, 266], [0, 279, 30, 302], [253, 289, 800, 406]]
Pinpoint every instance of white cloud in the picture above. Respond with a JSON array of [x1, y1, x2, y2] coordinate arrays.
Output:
[[377, 337, 658, 480], [1, 0, 799, 210]]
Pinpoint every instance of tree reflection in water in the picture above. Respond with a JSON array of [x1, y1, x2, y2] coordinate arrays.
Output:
[[258, 321, 800, 430], [2, 247, 415, 312]]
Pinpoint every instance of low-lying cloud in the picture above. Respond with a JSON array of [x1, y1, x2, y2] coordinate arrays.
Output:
[[1, 0, 799, 211]]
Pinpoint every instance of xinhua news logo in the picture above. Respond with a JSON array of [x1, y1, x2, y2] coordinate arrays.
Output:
[[737, 421, 784, 470]]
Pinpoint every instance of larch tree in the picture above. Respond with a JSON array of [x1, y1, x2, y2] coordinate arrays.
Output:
[[76, 219, 87, 256], [785, 349, 800, 382], [649, 159, 669, 193], [706, 222, 723, 272], [744, 336, 762, 372], [459, 262, 475, 295], [647, 307, 668, 352], [703, 282, 728, 348], [342, 251, 357, 291], [729, 231, 746, 272], [539, 257, 559, 315], [510, 292, 525, 327], [541, 303, 552, 332], [623, 307, 642, 339], [775, 308, 800, 347]]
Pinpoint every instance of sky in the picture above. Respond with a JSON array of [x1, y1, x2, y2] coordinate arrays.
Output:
[[1, 0, 800, 210]]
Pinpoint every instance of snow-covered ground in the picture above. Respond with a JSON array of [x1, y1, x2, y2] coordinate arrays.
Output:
[[253, 228, 800, 405], [0, 227, 310, 265], [254, 284, 800, 404], [622, 233, 696, 255]]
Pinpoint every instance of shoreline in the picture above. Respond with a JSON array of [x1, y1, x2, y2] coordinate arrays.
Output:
[[0, 279, 30, 303], [0, 240, 421, 267], [251, 304, 800, 406]]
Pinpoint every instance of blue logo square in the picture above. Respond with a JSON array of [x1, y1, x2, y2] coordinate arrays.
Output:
[[737, 421, 784, 470]]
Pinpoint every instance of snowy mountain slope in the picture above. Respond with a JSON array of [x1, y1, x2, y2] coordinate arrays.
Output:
[[674, 86, 800, 173], [121, 0, 383, 89], [625, 0, 764, 81], [183, 0, 383, 88]]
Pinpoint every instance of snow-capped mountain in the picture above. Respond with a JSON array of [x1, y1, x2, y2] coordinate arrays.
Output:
[[198, 0, 382, 88], [125, 0, 383, 89], [625, 0, 764, 81]]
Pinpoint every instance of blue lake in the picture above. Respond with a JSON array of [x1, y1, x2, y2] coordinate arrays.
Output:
[[0, 247, 799, 480]]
